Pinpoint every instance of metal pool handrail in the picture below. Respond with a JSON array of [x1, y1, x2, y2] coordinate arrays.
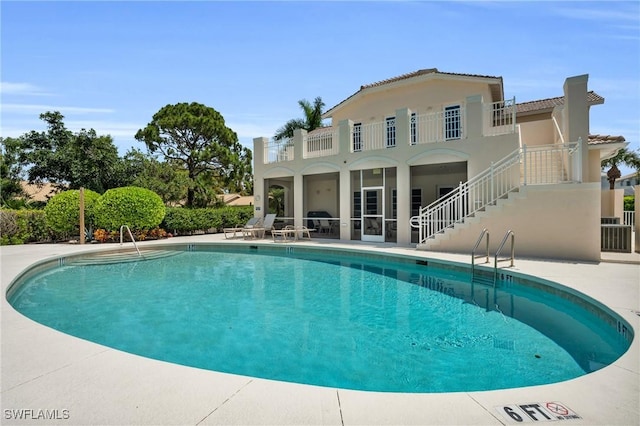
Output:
[[120, 225, 141, 257], [471, 228, 490, 282], [494, 230, 514, 285]]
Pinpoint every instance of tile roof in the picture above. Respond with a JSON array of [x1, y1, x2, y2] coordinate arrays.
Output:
[[359, 68, 501, 90], [588, 134, 626, 145], [516, 91, 604, 114]]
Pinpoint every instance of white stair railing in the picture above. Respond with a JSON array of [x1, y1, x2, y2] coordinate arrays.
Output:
[[412, 141, 581, 244]]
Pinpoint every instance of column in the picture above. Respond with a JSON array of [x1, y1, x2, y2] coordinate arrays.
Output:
[[252, 137, 268, 216]]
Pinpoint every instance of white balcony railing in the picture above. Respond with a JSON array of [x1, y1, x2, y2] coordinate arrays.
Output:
[[266, 98, 517, 162], [352, 120, 386, 152], [412, 108, 466, 145], [264, 138, 294, 164], [483, 98, 516, 137], [303, 129, 338, 159]]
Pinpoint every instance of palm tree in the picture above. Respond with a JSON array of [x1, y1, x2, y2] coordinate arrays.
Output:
[[601, 148, 640, 190], [274, 97, 325, 141]]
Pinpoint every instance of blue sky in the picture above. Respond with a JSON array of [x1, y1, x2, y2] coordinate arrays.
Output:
[[2, 1, 639, 174]]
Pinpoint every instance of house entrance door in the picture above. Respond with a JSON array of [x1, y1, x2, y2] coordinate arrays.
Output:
[[361, 187, 384, 243]]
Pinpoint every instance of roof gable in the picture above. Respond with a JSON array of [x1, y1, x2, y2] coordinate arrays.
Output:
[[323, 68, 504, 119]]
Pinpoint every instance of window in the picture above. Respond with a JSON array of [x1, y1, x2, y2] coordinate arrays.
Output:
[[391, 188, 397, 219], [411, 188, 422, 217], [353, 123, 362, 152], [386, 117, 396, 148], [353, 191, 361, 218], [444, 105, 461, 140], [410, 113, 417, 145], [438, 185, 455, 198], [366, 191, 378, 214]]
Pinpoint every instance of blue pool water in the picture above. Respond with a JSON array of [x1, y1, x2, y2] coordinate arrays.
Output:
[[8, 245, 632, 393]]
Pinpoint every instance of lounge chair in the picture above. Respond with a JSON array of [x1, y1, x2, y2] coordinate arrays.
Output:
[[242, 217, 265, 239], [224, 217, 261, 239], [272, 225, 296, 242], [242, 214, 278, 239], [272, 225, 314, 242]]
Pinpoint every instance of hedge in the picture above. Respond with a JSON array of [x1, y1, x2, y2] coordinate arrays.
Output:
[[162, 206, 253, 235], [0, 209, 62, 245]]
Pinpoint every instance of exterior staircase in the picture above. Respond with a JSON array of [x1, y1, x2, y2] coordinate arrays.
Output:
[[413, 141, 582, 250]]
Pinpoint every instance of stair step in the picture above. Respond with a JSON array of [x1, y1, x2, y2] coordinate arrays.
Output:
[[472, 274, 494, 286], [66, 249, 179, 266]]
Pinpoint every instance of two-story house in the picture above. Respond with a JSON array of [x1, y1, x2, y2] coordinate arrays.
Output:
[[252, 68, 626, 261]]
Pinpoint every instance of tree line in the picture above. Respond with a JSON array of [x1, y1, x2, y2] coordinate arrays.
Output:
[[1, 102, 253, 209]]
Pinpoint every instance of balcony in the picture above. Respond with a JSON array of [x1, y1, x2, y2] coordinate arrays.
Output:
[[262, 98, 516, 164]]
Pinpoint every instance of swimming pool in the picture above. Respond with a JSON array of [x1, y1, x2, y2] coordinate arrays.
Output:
[[7, 244, 633, 393]]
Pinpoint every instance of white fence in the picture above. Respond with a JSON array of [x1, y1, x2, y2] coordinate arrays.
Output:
[[623, 210, 635, 229]]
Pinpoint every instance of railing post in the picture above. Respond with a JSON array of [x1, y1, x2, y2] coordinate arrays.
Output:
[[575, 137, 583, 183], [490, 162, 495, 203], [510, 97, 516, 134], [522, 144, 527, 186]]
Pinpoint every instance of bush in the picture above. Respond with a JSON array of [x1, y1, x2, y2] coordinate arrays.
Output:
[[0, 210, 22, 245], [93, 186, 165, 232], [44, 190, 100, 238], [0, 209, 56, 245], [162, 206, 252, 235], [624, 195, 634, 211]]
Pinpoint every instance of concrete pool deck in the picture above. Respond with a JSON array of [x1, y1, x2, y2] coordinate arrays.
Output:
[[1, 235, 638, 425]]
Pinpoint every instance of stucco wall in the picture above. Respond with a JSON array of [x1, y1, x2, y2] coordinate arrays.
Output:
[[601, 189, 624, 220], [328, 78, 496, 126], [304, 175, 339, 217], [518, 119, 555, 147], [428, 183, 601, 262]]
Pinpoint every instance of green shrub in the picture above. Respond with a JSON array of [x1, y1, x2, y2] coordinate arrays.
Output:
[[94, 186, 165, 232], [0, 209, 55, 245], [623, 195, 634, 211], [218, 206, 253, 228], [44, 189, 100, 238], [162, 208, 197, 234], [162, 206, 252, 235]]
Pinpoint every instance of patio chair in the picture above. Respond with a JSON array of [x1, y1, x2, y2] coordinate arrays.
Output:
[[242, 215, 277, 240], [272, 224, 296, 242], [272, 225, 313, 242], [223, 217, 261, 239], [318, 219, 337, 235], [222, 217, 261, 240]]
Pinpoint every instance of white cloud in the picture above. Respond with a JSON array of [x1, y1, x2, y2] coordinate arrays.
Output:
[[552, 6, 640, 23], [2, 103, 114, 115], [0, 82, 51, 96]]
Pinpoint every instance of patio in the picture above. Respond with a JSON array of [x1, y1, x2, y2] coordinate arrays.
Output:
[[1, 235, 638, 425]]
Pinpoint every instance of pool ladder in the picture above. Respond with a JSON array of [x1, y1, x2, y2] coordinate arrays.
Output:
[[471, 229, 514, 287], [120, 225, 141, 257]]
